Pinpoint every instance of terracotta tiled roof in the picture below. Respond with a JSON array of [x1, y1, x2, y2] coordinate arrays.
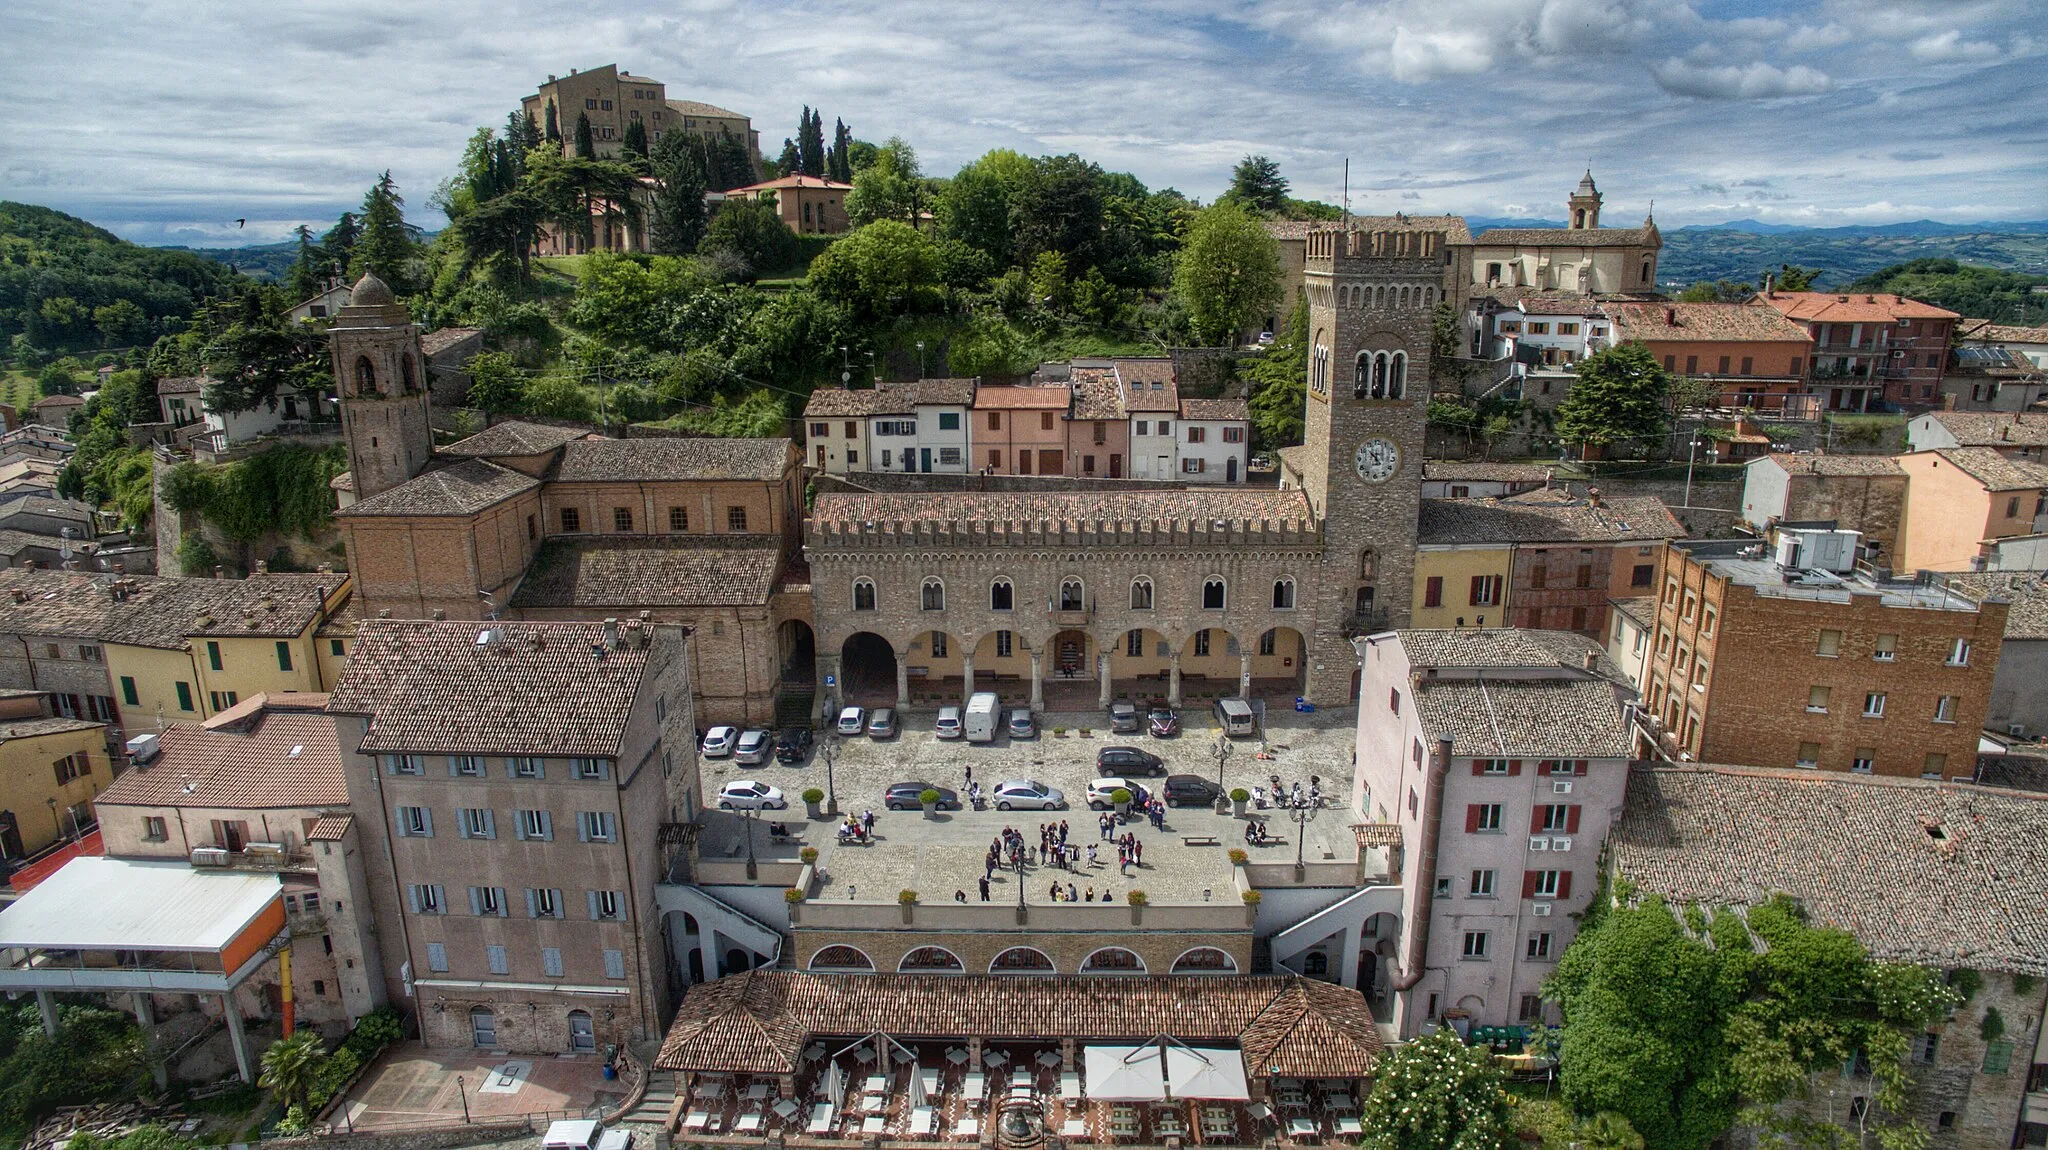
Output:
[[1923, 412, 2048, 449], [1615, 764, 2048, 974], [1474, 225, 1655, 248], [419, 327, 482, 357], [441, 421, 584, 458], [1947, 573, 2048, 641], [730, 175, 851, 193], [0, 715, 104, 744], [1933, 447, 2048, 492], [1116, 360, 1180, 413], [0, 530, 70, 558], [1396, 627, 1615, 673], [1179, 398, 1249, 421], [655, 972, 1381, 1078], [1413, 677, 1631, 758], [0, 568, 175, 640], [1608, 301, 1812, 345], [1423, 461, 1553, 483], [32, 395, 83, 409], [1418, 490, 1683, 546], [510, 536, 782, 609], [811, 489, 1315, 530], [973, 385, 1071, 411], [554, 437, 792, 483], [95, 700, 345, 810], [1958, 321, 2048, 345], [306, 813, 353, 842], [666, 98, 749, 120], [1262, 221, 1317, 241], [1760, 454, 1905, 477], [1067, 368, 1127, 422], [803, 381, 976, 418], [130, 574, 348, 644], [1756, 291, 1959, 324], [155, 376, 207, 396], [337, 459, 539, 517], [328, 619, 654, 758], [1609, 595, 1658, 631], [1275, 445, 1314, 477], [315, 596, 359, 638], [0, 497, 95, 525]]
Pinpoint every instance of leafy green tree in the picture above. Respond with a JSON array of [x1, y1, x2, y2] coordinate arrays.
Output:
[[938, 150, 1029, 267], [1357, 1028, 1514, 1150], [350, 172, 421, 293], [1172, 200, 1281, 345], [1850, 258, 2047, 324], [573, 112, 596, 159], [845, 137, 923, 227], [521, 375, 593, 421], [699, 198, 798, 282], [807, 221, 942, 324], [776, 138, 800, 176], [508, 108, 542, 156], [1678, 280, 1752, 303], [1246, 295, 1307, 448], [200, 290, 328, 413], [729, 288, 851, 385], [568, 254, 707, 348], [620, 118, 648, 166], [35, 363, 80, 396], [1027, 251, 1071, 312], [1554, 341, 1672, 453], [1012, 153, 1105, 270], [464, 351, 523, 419], [648, 129, 709, 255], [287, 225, 325, 302], [1773, 264, 1821, 291], [948, 316, 1034, 378], [258, 1031, 326, 1112], [320, 211, 361, 280], [91, 300, 148, 347], [1225, 154, 1289, 215]]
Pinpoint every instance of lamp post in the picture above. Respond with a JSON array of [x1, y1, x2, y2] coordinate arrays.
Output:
[[1213, 734, 1232, 795], [916, 341, 926, 381], [821, 732, 840, 815], [1290, 797, 1321, 872], [455, 1075, 471, 1124], [1015, 851, 1027, 910], [45, 797, 60, 843], [743, 806, 758, 881]]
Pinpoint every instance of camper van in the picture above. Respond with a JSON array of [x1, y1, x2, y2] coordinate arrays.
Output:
[[965, 692, 1002, 743], [1213, 697, 1257, 738]]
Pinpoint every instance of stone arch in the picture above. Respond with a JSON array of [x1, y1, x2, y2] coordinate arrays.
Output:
[[920, 577, 945, 612], [852, 577, 878, 612], [809, 944, 875, 972], [1254, 626, 1308, 695], [1079, 947, 1147, 974], [777, 619, 816, 684], [354, 356, 376, 393], [1170, 946, 1239, 973], [989, 946, 1056, 975], [1389, 351, 1407, 399], [838, 632, 897, 704], [1047, 629, 1093, 679], [1456, 993, 1486, 1014], [1183, 626, 1238, 669], [1129, 576, 1155, 611], [898, 946, 964, 973], [1641, 257, 1654, 285]]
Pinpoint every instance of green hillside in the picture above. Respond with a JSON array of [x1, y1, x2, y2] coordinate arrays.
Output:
[[0, 201, 247, 359], [1658, 228, 2048, 296]]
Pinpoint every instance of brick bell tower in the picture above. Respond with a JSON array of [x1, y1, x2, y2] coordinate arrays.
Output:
[[1299, 223, 1446, 705], [328, 273, 433, 501]]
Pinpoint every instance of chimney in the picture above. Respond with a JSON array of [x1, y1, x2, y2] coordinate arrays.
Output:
[[253, 560, 268, 576], [1583, 648, 1599, 672], [603, 617, 622, 649], [1664, 306, 1676, 326], [213, 565, 225, 580], [9, 590, 24, 604], [1587, 486, 1602, 507], [431, 608, 446, 621]]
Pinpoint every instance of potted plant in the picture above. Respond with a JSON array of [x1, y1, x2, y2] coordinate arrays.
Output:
[[898, 889, 917, 924], [1229, 787, 1250, 818], [1241, 890, 1262, 904], [1228, 848, 1248, 866], [799, 846, 818, 865], [784, 887, 805, 921], [802, 787, 825, 819], [920, 788, 942, 818], [1111, 787, 1133, 818], [1126, 888, 1147, 923]]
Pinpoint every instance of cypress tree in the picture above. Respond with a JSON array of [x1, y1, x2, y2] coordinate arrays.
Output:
[[649, 129, 709, 255], [830, 118, 853, 182], [350, 172, 419, 293], [544, 98, 560, 143], [798, 107, 826, 177], [573, 112, 596, 159], [287, 225, 323, 301], [776, 138, 800, 177], [621, 118, 649, 165], [320, 212, 360, 280]]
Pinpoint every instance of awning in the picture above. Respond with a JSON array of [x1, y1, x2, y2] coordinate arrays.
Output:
[[1085, 1041, 1250, 1100]]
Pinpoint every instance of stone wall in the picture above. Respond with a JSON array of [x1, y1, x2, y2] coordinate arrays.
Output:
[[813, 472, 1189, 496]]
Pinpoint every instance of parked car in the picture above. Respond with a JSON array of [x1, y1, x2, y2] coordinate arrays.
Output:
[[733, 728, 773, 765], [1163, 774, 1223, 807], [836, 706, 867, 736], [1214, 696, 1257, 737], [866, 708, 899, 739], [1249, 453, 1276, 472], [700, 726, 738, 758], [1096, 746, 1166, 777], [992, 780, 1066, 811], [1148, 705, 1180, 737], [1108, 701, 1140, 733], [773, 727, 813, 764], [716, 780, 787, 810], [1086, 778, 1151, 810], [884, 781, 960, 811], [935, 706, 964, 739], [1007, 709, 1037, 739]]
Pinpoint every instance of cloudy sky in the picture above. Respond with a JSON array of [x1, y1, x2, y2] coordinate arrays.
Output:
[[2, 0, 2043, 246]]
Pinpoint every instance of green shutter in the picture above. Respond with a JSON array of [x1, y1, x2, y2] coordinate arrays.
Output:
[[120, 677, 138, 707], [1982, 1039, 2013, 1074], [174, 682, 194, 711]]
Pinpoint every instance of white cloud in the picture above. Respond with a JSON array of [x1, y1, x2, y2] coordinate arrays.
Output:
[[1784, 22, 1854, 50], [1909, 30, 2002, 60], [1652, 56, 1836, 99]]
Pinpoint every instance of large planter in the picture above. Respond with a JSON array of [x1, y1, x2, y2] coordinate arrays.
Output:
[[1114, 800, 1131, 819], [1231, 797, 1247, 817], [805, 799, 823, 819], [922, 799, 938, 819]]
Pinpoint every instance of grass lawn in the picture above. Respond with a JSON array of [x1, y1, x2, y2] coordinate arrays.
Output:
[[0, 370, 41, 411], [535, 255, 592, 281]]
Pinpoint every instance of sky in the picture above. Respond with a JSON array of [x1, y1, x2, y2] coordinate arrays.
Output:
[[1, 0, 2044, 247]]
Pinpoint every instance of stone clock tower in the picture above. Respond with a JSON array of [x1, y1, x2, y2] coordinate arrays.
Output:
[[1298, 221, 1449, 704], [329, 273, 433, 501]]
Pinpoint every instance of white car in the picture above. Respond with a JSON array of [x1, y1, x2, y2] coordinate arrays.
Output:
[[700, 726, 738, 758], [836, 706, 867, 737], [1086, 778, 1150, 810], [733, 728, 773, 765], [992, 779, 1066, 811], [716, 780, 787, 811]]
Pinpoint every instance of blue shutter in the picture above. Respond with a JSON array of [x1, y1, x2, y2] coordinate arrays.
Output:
[[543, 948, 564, 978], [420, 808, 432, 837], [523, 889, 537, 918], [467, 887, 481, 916], [482, 810, 495, 840], [407, 885, 421, 913], [425, 943, 447, 972], [487, 945, 509, 975], [587, 890, 600, 920], [540, 811, 553, 841], [576, 813, 589, 843], [603, 949, 625, 979]]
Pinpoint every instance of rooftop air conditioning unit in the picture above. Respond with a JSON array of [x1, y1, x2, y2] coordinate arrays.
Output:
[[189, 847, 230, 867], [125, 733, 160, 764], [2009, 724, 2028, 738], [1552, 780, 1573, 794], [1532, 903, 1553, 917], [1552, 837, 1573, 852], [243, 842, 285, 865], [1528, 837, 1550, 852]]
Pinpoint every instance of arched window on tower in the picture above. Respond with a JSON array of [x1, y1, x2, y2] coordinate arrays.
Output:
[[1389, 352, 1407, 399], [1203, 577, 1226, 610], [401, 355, 418, 393], [1574, 208, 1587, 228], [1641, 258, 1654, 285], [1353, 352, 1372, 399], [1373, 353, 1389, 398], [354, 357, 376, 393], [920, 578, 944, 611], [990, 578, 1013, 612], [1272, 577, 1296, 610], [1130, 577, 1154, 610], [1060, 578, 1085, 612], [853, 579, 877, 612]]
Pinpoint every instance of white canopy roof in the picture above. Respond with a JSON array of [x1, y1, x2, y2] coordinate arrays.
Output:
[[1085, 1044, 1169, 1100], [1166, 1046, 1250, 1100], [1084, 1041, 1250, 1100], [0, 857, 279, 953]]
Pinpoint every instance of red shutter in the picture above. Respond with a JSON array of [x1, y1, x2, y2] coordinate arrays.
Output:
[[1537, 760, 1552, 775], [1465, 805, 1481, 833], [1522, 870, 1541, 899], [1469, 575, 1485, 606], [1425, 577, 1443, 608], [1577, 760, 1589, 774], [1530, 807, 1547, 834], [1508, 760, 1523, 776], [1471, 760, 1486, 777], [1557, 871, 1574, 900], [1566, 805, 1582, 833]]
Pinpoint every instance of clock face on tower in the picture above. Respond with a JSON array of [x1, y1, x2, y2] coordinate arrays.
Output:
[[1355, 438, 1400, 483]]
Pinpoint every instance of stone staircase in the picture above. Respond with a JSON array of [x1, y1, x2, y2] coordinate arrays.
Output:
[[616, 1064, 678, 1129]]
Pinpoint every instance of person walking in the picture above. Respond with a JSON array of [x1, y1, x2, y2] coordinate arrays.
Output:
[[1133, 838, 1144, 866], [1087, 844, 1099, 868], [979, 876, 991, 901]]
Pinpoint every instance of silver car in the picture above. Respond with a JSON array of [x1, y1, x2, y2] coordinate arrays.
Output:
[[992, 779, 1066, 811], [935, 706, 964, 739], [733, 728, 773, 765]]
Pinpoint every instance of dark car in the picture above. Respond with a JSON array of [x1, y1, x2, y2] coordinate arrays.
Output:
[[1148, 705, 1179, 737], [1096, 746, 1166, 777], [1163, 774, 1222, 807], [884, 781, 960, 811], [773, 727, 813, 764]]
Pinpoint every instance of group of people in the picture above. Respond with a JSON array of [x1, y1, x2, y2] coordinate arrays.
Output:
[[837, 809, 877, 845], [1252, 774, 1323, 811]]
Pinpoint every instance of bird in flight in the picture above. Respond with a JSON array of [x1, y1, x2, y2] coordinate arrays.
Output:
[[232, 218, 247, 228]]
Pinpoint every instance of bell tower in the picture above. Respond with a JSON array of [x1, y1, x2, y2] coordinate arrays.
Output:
[[1299, 223, 1443, 705], [1568, 170, 1602, 230], [328, 273, 433, 501]]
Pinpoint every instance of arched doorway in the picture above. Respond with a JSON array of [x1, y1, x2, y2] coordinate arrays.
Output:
[[1250, 627, 1307, 698], [778, 620, 816, 685], [1051, 629, 1090, 678], [989, 947, 1056, 975], [839, 633, 897, 706]]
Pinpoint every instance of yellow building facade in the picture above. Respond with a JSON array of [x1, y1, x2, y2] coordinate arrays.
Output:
[[0, 691, 108, 860], [1411, 544, 1515, 630], [104, 578, 354, 732]]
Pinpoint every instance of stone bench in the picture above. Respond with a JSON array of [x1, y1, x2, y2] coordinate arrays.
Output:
[[1181, 835, 1221, 847]]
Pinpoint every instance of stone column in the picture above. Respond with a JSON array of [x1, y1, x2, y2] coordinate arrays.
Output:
[[34, 989, 57, 1037], [1029, 649, 1044, 713], [1239, 651, 1253, 699], [1336, 920, 1364, 992], [222, 995, 254, 1084], [1168, 650, 1183, 709], [134, 992, 166, 1089], [960, 652, 976, 707], [895, 655, 910, 710], [1097, 652, 1112, 710]]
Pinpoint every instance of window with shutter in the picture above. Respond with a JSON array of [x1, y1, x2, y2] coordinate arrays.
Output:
[[487, 945, 509, 975], [542, 948, 564, 978], [603, 949, 626, 979], [426, 942, 448, 972]]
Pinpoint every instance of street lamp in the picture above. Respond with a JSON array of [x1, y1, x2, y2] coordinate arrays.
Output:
[[45, 798, 60, 843], [743, 806, 758, 881], [1289, 797, 1322, 871], [1213, 734, 1232, 798], [821, 732, 840, 815], [1015, 852, 1027, 909], [916, 341, 926, 381]]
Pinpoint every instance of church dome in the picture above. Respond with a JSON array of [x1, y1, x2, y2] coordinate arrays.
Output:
[[350, 273, 395, 307]]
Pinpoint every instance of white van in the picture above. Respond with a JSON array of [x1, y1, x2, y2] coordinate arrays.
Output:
[[1214, 697, 1257, 738], [964, 692, 1002, 743]]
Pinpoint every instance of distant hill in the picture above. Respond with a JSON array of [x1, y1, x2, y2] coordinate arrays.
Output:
[[162, 238, 299, 283], [1658, 227, 2048, 291], [1, 201, 246, 357]]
